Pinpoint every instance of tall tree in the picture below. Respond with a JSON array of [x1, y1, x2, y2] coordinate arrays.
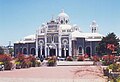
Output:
[[97, 32, 120, 56]]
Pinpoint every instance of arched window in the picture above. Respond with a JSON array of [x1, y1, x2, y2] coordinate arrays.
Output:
[[62, 39, 68, 44], [47, 35, 52, 43], [16, 48, 18, 54], [23, 48, 27, 54], [30, 48, 35, 55], [20, 47, 22, 54], [54, 35, 58, 43], [66, 20, 68, 24], [95, 46, 98, 53], [79, 47, 82, 54], [61, 20, 63, 24], [86, 46, 91, 57]]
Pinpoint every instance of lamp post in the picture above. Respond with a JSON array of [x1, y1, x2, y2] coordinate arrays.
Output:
[[39, 42, 43, 56], [64, 42, 67, 57]]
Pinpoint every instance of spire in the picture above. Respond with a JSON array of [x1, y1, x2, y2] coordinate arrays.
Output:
[[90, 20, 98, 33]]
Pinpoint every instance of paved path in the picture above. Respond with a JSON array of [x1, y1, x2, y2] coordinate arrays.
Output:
[[57, 61, 93, 66], [0, 66, 107, 82]]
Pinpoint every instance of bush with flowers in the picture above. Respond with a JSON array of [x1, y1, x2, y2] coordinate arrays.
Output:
[[77, 55, 84, 61], [84, 54, 89, 58], [66, 56, 73, 61], [15, 54, 41, 68], [47, 56, 57, 66], [0, 54, 13, 70], [102, 55, 115, 65], [92, 55, 100, 62]]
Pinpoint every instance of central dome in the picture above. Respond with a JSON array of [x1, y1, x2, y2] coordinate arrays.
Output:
[[58, 10, 69, 18], [57, 10, 69, 24]]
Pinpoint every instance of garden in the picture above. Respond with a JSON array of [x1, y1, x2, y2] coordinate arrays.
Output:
[[0, 54, 41, 71]]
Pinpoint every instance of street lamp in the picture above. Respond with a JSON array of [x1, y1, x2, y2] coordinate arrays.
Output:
[[63, 42, 67, 57]]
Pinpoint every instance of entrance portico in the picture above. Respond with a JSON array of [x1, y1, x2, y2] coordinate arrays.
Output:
[[48, 42, 57, 57]]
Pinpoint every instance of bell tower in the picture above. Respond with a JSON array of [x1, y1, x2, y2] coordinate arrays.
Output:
[[90, 20, 98, 33]]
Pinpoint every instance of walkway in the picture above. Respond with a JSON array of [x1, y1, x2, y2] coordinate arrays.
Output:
[[0, 65, 107, 82]]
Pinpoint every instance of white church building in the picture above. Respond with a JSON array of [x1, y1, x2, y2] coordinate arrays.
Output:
[[14, 10, 104, 58]]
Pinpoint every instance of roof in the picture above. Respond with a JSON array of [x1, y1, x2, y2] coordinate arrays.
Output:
[[14, 40, 35, 44], [71, 31, 104, 41], [58, 10, 69, 18], [71, 31, 85, 38], [24, 34, 35, 40], [60, 24, 72, 30], [83, 33, 104, 38], [85, 39, 102, 41]]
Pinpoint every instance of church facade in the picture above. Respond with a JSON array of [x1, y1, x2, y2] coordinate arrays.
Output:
[[14, 10, 104, 58]]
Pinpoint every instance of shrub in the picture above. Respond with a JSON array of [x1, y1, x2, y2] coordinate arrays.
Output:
[[84, 54, 89, 58], [0, 54, 13, 70], [47, 56, 57, 66], [92, 55, 100, 62], [108, 63, 120, 72], [77, 55, 84, 61], [16, 54, 25, 62], [102, 55, 115, 65], [27, 55, 36, 67], [66, 56, 73, 61]]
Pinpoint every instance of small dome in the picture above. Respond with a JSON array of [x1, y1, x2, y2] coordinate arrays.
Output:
[[58, 10, 69, 19]]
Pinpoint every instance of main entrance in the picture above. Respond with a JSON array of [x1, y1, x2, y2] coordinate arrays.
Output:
[[48, 42, 57, 56], [49, 49, 56, 56], [61, 48, 69, 58]]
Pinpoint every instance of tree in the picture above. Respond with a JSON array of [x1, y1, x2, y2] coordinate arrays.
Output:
[[97, 32, 120, 56], [0, 46, 4, 54]]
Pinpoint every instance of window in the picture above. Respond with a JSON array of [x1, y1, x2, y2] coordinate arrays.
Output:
[[61, 20, 63, 24], [23, 48, 27, 54], [16, 48, 18, 54], [66, 20, 68, 24], [54, 35, 58, 43], [47, 35, 52, 43], [67, 29, 71, 32], [62, 30, 66, 32], [62, 39, 68, 44], [39, 40, 44, 45]]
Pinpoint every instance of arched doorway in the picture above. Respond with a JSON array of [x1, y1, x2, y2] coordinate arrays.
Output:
[[61, 48, 69, 58], [23, 48, 27, 54], [62, 48, 64, 57], [49, 49, 56, 56], [31, 48, 35, 56], [49, 42, 56, 56], [78, 47, 82, 55], [86, 47, 91, 57]]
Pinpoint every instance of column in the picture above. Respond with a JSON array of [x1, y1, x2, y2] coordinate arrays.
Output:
[[64, 44, 66, 57], [35, 30, 38, 57], [45, 26, 47, 57], [69, 35, 72, 56], [48, 46, 49, 56], [56, 47, 57, 56], [58, 25, 61, 57], [40, 45, 42, 56]]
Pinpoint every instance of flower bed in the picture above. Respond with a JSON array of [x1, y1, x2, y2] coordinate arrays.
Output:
[[77, 55, 84, 61], [0, 54, 13, 70], [66, 56, 73, 61], [47, 56, 57, 66], [15, 54, 41, 68], [102, 55, 115, 65]]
